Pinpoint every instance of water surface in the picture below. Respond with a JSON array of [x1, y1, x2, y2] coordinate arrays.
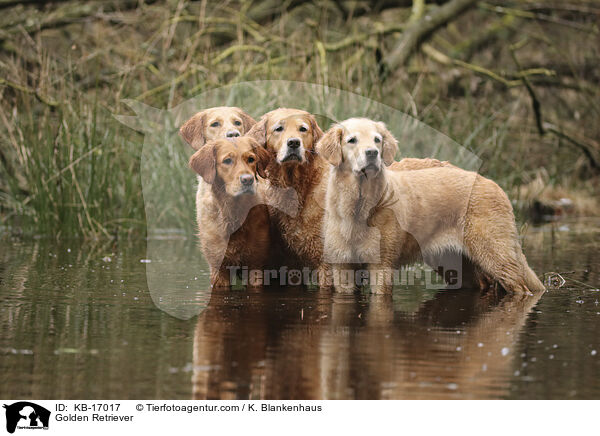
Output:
[[1, 219, 599, 399]]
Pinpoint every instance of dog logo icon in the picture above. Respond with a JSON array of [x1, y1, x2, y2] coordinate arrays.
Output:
[[3, 402, 50, 434]]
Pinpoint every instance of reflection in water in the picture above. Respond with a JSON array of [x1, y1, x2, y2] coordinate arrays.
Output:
[[192, 288, 543, 399], [1, 220, 599, 399]]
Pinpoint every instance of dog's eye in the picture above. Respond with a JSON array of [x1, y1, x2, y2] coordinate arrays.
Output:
[[222, 158, 233, 164], [210, 121, 220, 127], [274, 126, 283, 132], [247, 156, 255, 163], [299, 126, 307, 132], [374, 136, 381, 143], [348, 137, 357, 144], [234, 120, 242, 126]]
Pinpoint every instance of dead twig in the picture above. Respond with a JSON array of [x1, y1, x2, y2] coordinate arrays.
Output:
[[509, 43, 600, 172], [480, 2, 599, 34], [384, 0, 479, 72], [0, 76, 58, 107]]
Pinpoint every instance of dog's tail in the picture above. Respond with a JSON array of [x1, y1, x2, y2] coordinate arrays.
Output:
[[521, 254, 545, 293]]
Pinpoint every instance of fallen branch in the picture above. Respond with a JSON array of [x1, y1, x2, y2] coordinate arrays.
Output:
[[384, 0, 479, 72], [0, 0, 157, 43], [421, 44, 554, 87], [211, 44, 268, 65], [423, 43, 599, 173], [509, 45, 544, 135], [479, 2, 599, 34], [543, 123, 600, 171], [511, 44, 599, 172], [322, 22, 405, 51]]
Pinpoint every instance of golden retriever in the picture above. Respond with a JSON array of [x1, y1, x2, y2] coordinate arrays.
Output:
[[317, 117, 545, 295], [246, 108, 331, 285], [189, 136, 271, 288], [179, 106, 257, 227], [180, 106, 256, 150], [390, 157, 455, 171], [180, 107, 258, 285]]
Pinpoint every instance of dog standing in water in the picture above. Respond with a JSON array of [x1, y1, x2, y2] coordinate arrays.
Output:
[[188, 136, 271, 288], [317, 118, 545, 295]]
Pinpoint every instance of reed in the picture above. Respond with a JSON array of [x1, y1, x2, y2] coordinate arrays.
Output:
[[0, 1, 597, 238]]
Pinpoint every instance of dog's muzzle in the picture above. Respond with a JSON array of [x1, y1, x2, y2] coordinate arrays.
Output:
[[281, 137, 303, 163], [365, 148, 379, 161], [357, 149, 381, 175], [236, 174, 256, 195]]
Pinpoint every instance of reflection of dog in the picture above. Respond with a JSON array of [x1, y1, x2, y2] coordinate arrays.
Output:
[[318, 118, 545, 294], [191, 286, 544, 399], [3, 402, 50, 434], [189, 137, 271, 288], [192, 288, 329, 399]]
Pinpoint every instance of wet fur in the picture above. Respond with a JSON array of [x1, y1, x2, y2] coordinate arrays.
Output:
[[246, 108, 331, 285], [318, 118, 545, 295], [188, 137, 270, 288]]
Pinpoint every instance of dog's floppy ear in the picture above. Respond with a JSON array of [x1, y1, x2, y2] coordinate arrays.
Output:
[[250, 139, 271, 179], [180, 111, 207, 150], [376, 121, 398, 166], [235, 108, 256, 134], [317, 125, 343, 166], [189, 142, 217, 183], [308, 115, 324, 148], [245, 115, 267, 146]]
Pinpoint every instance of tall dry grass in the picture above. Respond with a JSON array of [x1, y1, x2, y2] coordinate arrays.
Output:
[[0, 0, 598, 238]]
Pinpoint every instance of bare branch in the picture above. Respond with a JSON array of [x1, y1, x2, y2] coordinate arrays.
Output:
[[384, 0, 479, 71]]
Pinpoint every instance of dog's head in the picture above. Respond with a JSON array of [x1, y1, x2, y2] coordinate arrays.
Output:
[[246, 108, 323, 165], [189, 137, 269, 197], [179, 106, 256, 150], [317, 118, 397, 176]]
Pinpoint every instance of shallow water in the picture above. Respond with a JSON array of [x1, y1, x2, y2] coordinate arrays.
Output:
[[1, 219, 599, 399]]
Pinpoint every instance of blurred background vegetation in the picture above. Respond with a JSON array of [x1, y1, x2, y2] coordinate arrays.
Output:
[[0, 0, 598, 239]]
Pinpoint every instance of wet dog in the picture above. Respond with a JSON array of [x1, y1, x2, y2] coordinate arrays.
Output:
[[246, 108, 331, 287], [180, 106, 257, 232], [189, 136, 271, 288], [317, 117, 545, 295]]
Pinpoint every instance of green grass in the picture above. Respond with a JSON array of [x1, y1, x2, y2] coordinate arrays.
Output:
[[0, 1, 597, 238]]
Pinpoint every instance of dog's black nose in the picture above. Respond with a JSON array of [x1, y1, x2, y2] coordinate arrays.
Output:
[[226, 130, 240, 137], [365, 148, 379, 159], [240, 174, 254, 186], [287, 138, 301, 149]]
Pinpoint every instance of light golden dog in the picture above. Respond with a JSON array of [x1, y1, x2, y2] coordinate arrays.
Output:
[[189, 137, 271, 288], [317, 117, 545, 295], [390, 157, 455, 171]]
